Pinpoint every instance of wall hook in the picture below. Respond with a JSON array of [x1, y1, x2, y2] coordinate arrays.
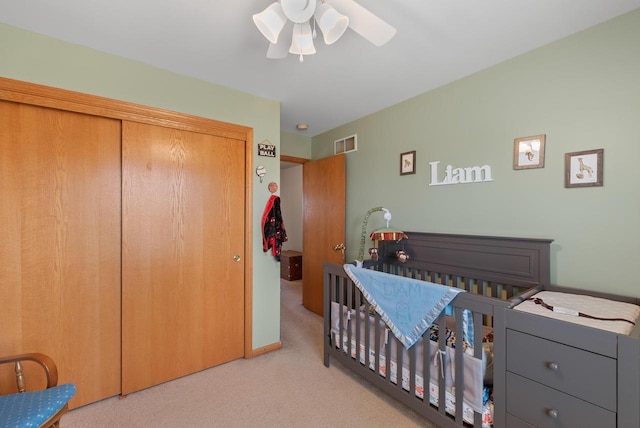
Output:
[[256, 165, 266, 183]]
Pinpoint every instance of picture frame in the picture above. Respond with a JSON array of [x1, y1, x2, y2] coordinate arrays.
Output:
[[565, 149, 603, 188], [400, 151, 416, 175], [513, 134, 546, 170]]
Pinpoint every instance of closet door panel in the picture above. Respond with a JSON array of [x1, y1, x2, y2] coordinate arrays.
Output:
[[0, 101, 121, 407], [122, 121, 245, 395]]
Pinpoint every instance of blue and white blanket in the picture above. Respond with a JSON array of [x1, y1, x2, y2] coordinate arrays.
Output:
[[343, 264, 465, 349]]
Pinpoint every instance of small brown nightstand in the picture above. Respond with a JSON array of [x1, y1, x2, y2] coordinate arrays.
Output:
[[280, 250, 302, 281]]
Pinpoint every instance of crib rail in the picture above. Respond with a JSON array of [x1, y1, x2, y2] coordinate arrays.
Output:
[[324, 262, 510, 428], [378, 262, 532, 303]]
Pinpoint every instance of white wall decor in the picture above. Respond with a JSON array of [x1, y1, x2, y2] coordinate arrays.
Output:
[[429, 161, 494, 186]]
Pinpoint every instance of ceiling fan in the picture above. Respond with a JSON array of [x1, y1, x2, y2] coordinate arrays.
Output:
[[253, 0, 396, 62]]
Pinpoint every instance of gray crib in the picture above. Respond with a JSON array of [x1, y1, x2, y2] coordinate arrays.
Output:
[[323, 232, 640, 427]]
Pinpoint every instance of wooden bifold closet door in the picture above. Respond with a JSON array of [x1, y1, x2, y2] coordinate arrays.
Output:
[[0, 100, 122, 407], [0, 79, 250, 407], [121, 121, 245, 395]]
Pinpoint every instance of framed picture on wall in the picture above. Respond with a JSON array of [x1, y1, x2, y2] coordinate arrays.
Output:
[[400, 151, 416, 175], [565, 149, 603, 188], [513, 134, 546, 170]]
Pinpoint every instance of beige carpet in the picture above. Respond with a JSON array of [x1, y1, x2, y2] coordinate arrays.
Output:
[[63, 279, 434, 427]]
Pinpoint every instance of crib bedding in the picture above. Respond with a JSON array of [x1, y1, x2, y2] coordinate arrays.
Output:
[[330, 301, 494, 426], [514, 290, 640, 335]]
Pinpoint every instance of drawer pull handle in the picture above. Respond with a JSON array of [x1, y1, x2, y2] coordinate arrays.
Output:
[[546, 409, 559, 419], [546, 362, 559, 371]]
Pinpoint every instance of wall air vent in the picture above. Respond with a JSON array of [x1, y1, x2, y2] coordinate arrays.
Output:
[[334, 134, 357, 155]]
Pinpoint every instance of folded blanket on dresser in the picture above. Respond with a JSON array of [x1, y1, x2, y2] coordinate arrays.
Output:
[[343, 264, 465, 348]]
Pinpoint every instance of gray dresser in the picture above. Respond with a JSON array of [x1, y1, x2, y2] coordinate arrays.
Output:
[[497, 299, 640, 428]]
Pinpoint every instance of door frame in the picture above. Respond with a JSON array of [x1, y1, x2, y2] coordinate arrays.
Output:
[[0, 77, 255, 358], [281, 155, 310, 165]]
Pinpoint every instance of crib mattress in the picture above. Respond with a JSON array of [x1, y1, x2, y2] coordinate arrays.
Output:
[[514, 291, 640, 335]]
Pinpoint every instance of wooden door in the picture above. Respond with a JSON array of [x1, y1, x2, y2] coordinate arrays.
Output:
[[302, 155, 346, 315], [0, 101, 121, 407], [121, 121, 245, 395]]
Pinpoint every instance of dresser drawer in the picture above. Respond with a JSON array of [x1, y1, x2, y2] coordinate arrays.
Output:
[[506, 329, 616, 410], [505, 413, 536, 428], [506, 372, 616, 428]]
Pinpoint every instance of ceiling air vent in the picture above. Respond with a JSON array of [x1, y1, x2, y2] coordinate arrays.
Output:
[[334, 134, 357, 155]]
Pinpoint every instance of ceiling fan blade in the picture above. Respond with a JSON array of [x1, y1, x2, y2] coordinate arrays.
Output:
[[267, 41, 288, 59], [327, 0, 396, 47], [266, 21, 293, 59]]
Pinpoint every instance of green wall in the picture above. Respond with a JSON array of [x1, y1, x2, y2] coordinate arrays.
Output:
[[281, 131, 312, 159], [0, 23, 282, 350], [313, 10, 640, 298]]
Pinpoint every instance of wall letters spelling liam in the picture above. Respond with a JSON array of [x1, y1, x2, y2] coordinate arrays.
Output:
[[429, 161, 494, 186]]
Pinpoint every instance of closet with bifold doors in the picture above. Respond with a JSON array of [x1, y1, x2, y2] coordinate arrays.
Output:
[[0, 78, 250, 408]]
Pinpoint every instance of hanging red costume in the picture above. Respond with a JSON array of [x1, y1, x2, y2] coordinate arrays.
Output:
[[262, 195, 288, 261]]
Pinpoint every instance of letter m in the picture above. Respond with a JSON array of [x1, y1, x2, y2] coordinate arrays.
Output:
[[465, 165, 493, 182]]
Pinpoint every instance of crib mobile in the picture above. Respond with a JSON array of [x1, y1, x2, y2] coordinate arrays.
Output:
[[358, 206, 409, 265]]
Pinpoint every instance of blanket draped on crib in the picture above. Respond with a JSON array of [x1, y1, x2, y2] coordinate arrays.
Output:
[[343, 264, 465, 348]]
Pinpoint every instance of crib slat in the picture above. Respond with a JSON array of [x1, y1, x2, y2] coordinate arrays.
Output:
[[374, 312, 381, 378], [355, 288, 361, 364], [396, 338, 403, 392], [425, 325, 432, 407], [473, 309, 485, 428], [333, 273, 341, 355], [454, 307, 464, 425], [347, 278, 353, 358], [385, 327, 392, 387], [338, 276, 345, 357], [364, 299, 371, 370], [436, 310, 447, 418], [408, 343, 417, 397]]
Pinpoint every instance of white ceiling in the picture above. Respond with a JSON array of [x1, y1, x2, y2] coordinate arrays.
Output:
[[2, 1, 639, 137]]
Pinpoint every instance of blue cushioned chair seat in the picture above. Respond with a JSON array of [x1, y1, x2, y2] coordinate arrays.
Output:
[[0, 384, 76, 428]]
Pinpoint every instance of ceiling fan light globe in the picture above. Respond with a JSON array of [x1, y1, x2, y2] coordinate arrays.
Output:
[[289, 23, 316, 55], [315, 3, 349, 45], [253, 2, 287, 44], [281, 0, 317, 24]]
